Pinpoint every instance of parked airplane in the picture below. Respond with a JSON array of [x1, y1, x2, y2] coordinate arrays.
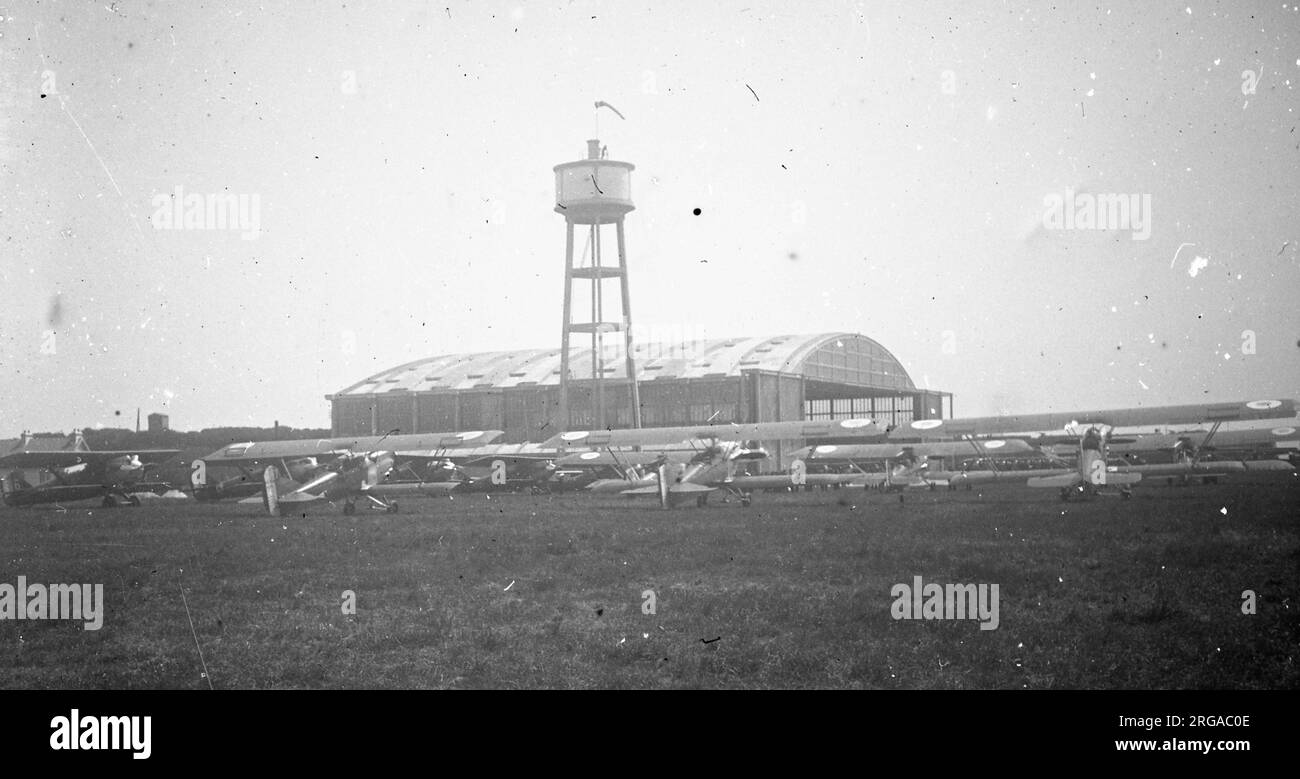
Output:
[[0, 448, 181, 508], [885, 398, 1296, 500], [197, 430, 504, 515], [789, 439, 1039, 494], [414, 443, 587, 493], [543, 417, 887, 507]]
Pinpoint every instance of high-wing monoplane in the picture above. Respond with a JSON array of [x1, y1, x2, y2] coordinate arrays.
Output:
[[0, 448, 182, 508]]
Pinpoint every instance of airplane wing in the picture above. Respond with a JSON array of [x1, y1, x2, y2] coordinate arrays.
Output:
[[1115, 462, 1248, 475], [204, 430, 504, 465], [0, 449, 180, 468], [439, 452, 556, 468], [1026, 473, 1087, 488], [1027, 472, 1143, 488], [622, 482, 715, 496], [540, 418, 884, 449], [555, 450, 695, 468], [366, 481, 462, 496], [888, 399, 1296, 439], [1119, 425, 1300, 452], [790, 439, 1035, 461], [206, 439, 339, 465], [726, 473, 868, 490], [334, 430, 504, 452]]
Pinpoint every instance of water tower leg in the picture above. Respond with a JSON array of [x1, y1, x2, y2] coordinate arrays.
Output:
[[592, 223, 604, 430], [616, 218, 641, 429], [559, 219, 575, 432]]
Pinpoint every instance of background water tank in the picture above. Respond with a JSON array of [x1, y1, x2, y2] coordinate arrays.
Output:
[[554, 139, 634, 223]]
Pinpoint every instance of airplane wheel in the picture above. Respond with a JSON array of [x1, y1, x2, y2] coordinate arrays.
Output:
[[102, 495, 116, 508], [386, 502, 399, 514], [1121, 490, 1132, 500], [741, 495, 752, 508], [965, 483, 973, 492], [696, 495, 707, 508], [128, 495, 141, 507], [1059, 488, 1070, 502], [928, 483, 936, 491], [343, 502, 357, 516], [898, 494, 905, 505]]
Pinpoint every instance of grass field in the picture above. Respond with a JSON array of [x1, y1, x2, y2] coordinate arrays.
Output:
[[1, 476, 1297, 689]]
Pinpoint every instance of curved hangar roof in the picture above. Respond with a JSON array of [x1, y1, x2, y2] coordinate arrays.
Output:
[[329, 333, 916, 397]]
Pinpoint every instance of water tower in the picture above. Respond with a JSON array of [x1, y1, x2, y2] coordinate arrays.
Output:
[[555, 138, 641, 431]]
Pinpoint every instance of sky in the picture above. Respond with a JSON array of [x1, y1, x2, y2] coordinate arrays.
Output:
[[1, 0, 1297, 432]]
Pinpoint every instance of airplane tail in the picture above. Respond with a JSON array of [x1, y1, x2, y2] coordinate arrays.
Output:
[[263, 466, 280, 517], [2, 470, 32, 492], [1082, 449, 1107, 485], [1, 472, 36, 507], [657, 463, 670, 509]]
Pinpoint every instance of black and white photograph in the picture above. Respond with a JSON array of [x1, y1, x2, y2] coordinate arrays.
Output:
[[0, 0, 1297, 754]]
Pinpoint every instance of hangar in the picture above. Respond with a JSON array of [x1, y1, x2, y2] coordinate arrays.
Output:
[[327, 332, 951, 466]]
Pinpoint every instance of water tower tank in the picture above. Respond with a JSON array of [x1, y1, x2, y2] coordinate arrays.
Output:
[[554, 139, 634, 224]]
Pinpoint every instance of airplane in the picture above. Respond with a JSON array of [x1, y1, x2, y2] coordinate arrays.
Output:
[[883, 398, 1297, 500], [558, 440, 775, 507], [1098, 425, 1299, 484], [542, 417, 888, 507], [788, 439, 1039, 496], [0, 448, 182, 508], [412, 443, 589, 493], [196, 430, 504, 515]]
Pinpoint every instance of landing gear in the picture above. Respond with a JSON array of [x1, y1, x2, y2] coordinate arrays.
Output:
[[128, 494, 141, 507], [102, 495, 117, 508], [385, 501, 400, 514], [1059, 488, 1070, 502], [740, 493, 752, 508], [1120, 489, 1133, 500], [342, 501, 357, 516], [696, 494, 708, 508]]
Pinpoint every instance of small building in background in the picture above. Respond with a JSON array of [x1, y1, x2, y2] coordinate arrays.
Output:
[[147, 413, 170, 433], [0, 430, 91, 485]]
